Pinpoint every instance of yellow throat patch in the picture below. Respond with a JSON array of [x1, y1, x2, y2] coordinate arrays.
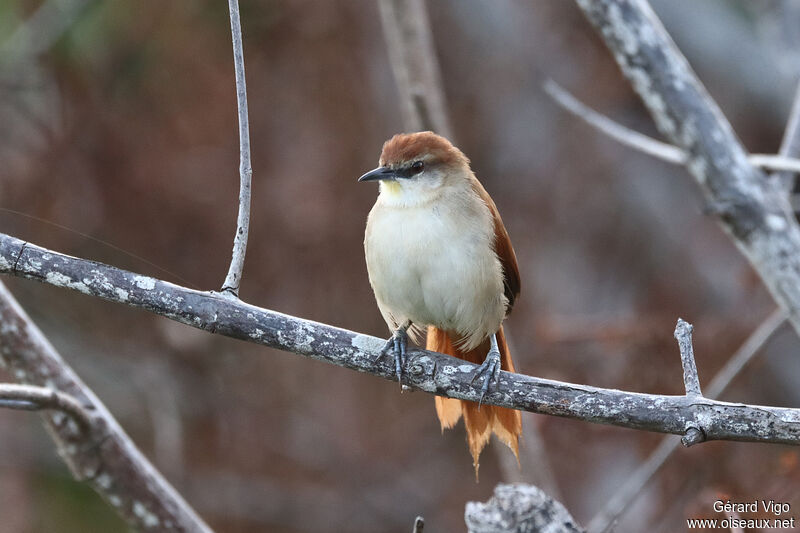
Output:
[[380, 180, 402, 197]]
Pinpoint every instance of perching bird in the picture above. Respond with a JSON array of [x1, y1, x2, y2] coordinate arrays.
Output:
[[359, 131, 522, 474]]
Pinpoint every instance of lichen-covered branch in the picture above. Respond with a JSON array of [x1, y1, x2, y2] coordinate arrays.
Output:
[[465, 484, 584, 533], [0, 281, 212, 532], [2, 233, 799, 445], [574, 0, 800, 336], [221, 0, 252, 297]]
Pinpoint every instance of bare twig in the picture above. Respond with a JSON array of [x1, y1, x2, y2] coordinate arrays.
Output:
[[3, 234, 800, 445], [0, 383, 93, 431], [0, 281, 212, 532], [586, 310, 787, 533], [412, 516, 424, 533], [574, 0, 800, 338], [221, 0, 252, 298], [779, 81, 800, 193], [673, 319, 702, 397], [544, 79, 800, 175], [673, 319, 705, 446], [377, 0, 453, 138]]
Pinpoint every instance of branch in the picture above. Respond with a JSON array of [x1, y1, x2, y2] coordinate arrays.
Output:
[[543, 79, 800, 175], [3, 234, 800, 445], [674, 318, 701, 398], [221, 0, 252, 297], [0, 383, 94, 431], [780, 80, 800, 193], [574, 0, 800, 338], [587, 310, 787, 533], [465, 484, 584, 533], [377, 0, 453, 137], [0, 281, 212, 532]]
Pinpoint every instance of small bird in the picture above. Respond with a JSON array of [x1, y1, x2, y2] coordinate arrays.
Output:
[[359, 131, 522, 474]]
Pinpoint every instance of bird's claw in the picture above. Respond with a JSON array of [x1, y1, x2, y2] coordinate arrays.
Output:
[[378, 327, 408, 386], [471, 347, 501, 407]]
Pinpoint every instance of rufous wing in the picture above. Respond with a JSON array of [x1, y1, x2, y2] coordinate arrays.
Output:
[[469, 176, 520, 314]]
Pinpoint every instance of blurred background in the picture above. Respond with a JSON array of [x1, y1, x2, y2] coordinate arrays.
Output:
[[2, 0, 800, 531]]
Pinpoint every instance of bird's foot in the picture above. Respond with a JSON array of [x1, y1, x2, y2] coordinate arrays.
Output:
[[378, 323, 410, 385], [471, 334, 502, 407]]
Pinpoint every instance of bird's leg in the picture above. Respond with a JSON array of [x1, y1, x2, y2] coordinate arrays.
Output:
[[378, 320, 411, 385], [471, 332, 502, 406]]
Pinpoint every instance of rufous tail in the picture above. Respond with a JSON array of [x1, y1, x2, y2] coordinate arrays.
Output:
[[428, 325, 522, 478]]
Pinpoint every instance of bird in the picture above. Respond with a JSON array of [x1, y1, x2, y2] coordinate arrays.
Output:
[[359, 131, 522, 475]]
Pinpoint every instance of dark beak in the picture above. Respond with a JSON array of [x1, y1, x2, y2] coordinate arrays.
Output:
[[358, 166, 396, 182]]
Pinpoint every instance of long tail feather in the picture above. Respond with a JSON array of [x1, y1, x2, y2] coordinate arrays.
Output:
[[427, 325, 522, 478]]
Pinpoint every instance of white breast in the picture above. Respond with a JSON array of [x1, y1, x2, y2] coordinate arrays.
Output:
[[364, 184, 506, 350]]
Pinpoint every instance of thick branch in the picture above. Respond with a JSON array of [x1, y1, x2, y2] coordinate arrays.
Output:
[[2, 233, 799, 445], [0, 280, 212, 532], [575, 0, 800, 337], [221, 0, 252, 297]]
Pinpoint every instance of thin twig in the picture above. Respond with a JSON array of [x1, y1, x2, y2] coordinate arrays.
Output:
[[544, 79, 800, 175], [544, 79, 684, 163], [586, 310, 787, 533], [673, 319, 705, 447], [673, 319, 702, 397], [412, 516, 424, 533], [0, 383, 94, 432], [377, 0, 453, 138], [3, 233, 800, 445], [221, 0, 252, 298], [779, 80, 800, 193]]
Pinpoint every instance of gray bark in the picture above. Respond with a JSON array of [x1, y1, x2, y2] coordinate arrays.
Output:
[[0, 281, 212, 532], [2, 232, 799, 445], [221, 0, 252, 297], [465, 484, 584, 533], [575, 0, 800, 337]]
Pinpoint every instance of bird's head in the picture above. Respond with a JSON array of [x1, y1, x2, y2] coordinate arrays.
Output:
[[358, 131, 470, 206]]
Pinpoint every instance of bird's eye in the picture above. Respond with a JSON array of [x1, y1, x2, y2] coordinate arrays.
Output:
[[411, 161, 424, 173]]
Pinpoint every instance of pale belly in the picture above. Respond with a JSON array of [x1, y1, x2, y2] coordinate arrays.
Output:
[[365, 202, 506, 347]]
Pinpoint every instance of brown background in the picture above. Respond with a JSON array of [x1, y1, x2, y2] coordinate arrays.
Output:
[[1, 1, 799, 531]]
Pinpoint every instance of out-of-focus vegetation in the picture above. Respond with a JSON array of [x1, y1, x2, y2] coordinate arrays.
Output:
[[1, 1, 799, 531]]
